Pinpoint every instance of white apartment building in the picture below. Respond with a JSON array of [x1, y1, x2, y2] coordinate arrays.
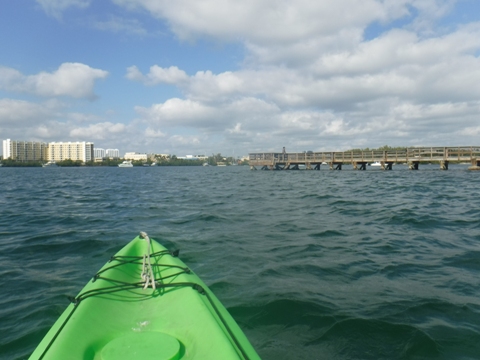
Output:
[[94, 148, 106, 159], [124, 152, 148, 161], [2, 139, 48, 161], [106, 149, 120, 158], [48, 142, 94, 162]]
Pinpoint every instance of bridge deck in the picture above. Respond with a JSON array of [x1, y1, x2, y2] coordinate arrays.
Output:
[[249, 147, 480, 170]]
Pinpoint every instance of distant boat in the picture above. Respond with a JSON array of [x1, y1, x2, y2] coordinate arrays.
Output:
[[370, 161, 382, 167], [151, 163, 157, 166], [203, 162, 210, 166], [118, 160, 133, 167], [42, 161, 57, 167], [216, 162, 227, 166]]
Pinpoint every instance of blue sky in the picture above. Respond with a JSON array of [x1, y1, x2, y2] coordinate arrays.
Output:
[[1, 0, 480, 157]]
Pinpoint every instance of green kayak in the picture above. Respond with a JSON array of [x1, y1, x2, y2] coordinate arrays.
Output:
[[30, 232, 260, 360]]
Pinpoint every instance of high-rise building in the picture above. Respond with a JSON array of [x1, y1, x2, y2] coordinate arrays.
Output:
[[48, 142, 94, 162], [94, 148, 106, 158], [106, 149, 120, 158], [2, 139, 48, 161]]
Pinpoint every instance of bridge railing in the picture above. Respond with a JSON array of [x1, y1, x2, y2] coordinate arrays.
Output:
[[249, 147, 480, 163]]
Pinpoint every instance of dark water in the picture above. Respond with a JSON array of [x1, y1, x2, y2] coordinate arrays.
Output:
[[1, 165, 480, 360]]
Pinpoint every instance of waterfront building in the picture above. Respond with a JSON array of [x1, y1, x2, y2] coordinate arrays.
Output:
[[106, 149, 120, 159], [124, 152, 148, 161], [94, 148, 106, 159], [176, 155, 208, 160], [48, 142, 94, 162], [178, 155, 200, 160], [2, 139, 48, 161]]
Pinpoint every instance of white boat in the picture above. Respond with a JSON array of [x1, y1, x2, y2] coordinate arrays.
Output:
[[203, 162, 210, 166], [118, 160, 133, 167], [42, 161, 57, 167], [370, 161, 382, 167]]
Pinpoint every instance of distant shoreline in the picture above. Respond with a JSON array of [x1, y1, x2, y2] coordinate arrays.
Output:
[[0, 162, 247, 167]]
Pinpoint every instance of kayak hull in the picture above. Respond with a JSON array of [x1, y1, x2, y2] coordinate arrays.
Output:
[[29, 235, 259, 360]]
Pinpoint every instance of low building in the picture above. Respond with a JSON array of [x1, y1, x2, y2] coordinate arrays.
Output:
[[178, 155, 200, 160], [124, 152, 148, 161]]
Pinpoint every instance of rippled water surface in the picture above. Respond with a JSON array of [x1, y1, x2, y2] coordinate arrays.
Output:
[[1, 165, 480, 359]]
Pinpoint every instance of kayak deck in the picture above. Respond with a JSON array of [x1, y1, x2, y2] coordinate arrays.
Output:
[[29, 233, 259, 360]]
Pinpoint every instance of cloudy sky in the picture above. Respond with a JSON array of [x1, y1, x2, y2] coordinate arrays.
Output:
[[1, 0, 480, 157]]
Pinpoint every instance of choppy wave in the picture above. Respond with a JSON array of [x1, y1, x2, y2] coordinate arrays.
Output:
[[1, 165, 480, 359]]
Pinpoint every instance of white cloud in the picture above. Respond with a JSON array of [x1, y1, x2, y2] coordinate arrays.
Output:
[[118, 0, 480, 153], [112, 1, 464, 46], [406, 0, 457, 33], [113, 0, 390, 44], [145, 128, 166, 138], [36, 0, 91, 18], [0, 63, 108, 99], [94, 16, 148, 36], [168, 134, 201, 146], [0, 67, 23, 92], [458, 126, 480, 137], [33, 122, 70, 139], [0, 98, 130, 152], [5, 0, 480, 156], [0, 99, 54, 126], [127, 23, 480, 111], [126, 65, 188, 85], [69, 122, 127, 139], [315, 24, 480, 75], [66, 112, 105, 123], [135, 98, 218, 127], [135, 96, 283, 137], [0, 108, 70, 145], [29, 63, 108, 99], [125, 66, 144, 82]]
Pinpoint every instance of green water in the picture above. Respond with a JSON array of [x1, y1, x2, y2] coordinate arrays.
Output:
[[1, 165, 479, 359]]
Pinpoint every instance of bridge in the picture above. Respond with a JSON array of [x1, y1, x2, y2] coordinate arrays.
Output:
[[249, 147, 480, 170]]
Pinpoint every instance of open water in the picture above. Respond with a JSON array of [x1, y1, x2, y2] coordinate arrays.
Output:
[[1, 165, 480, 360]]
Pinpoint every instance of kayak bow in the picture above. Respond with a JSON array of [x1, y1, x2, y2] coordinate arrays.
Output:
[[29, 232, 260, 360]]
